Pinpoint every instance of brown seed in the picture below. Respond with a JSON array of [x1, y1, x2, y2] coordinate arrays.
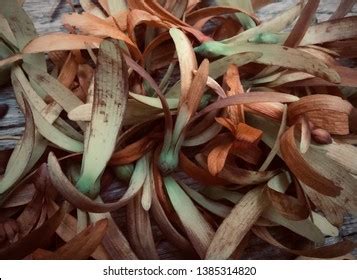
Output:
[[311, 128, 333, 144]]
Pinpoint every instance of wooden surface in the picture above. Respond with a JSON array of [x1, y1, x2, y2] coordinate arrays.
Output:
[[0, 0, 356, 259]]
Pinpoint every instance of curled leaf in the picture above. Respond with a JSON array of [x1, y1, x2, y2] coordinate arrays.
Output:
[[205, 187, 269, 260]]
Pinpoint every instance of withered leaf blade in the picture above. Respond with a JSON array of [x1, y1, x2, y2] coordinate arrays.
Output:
[[47, 152, 144, 213], [287, 94, 352, 135], [330, 0, 357, 20], [42, 219, 108, 260], [284, 0, 320, 48], [150, 187, 193, 254], [47, 200, 110, 260], [280, 124, 342, 197], [221, 3, 303, 44], [11, 66, 84, 153], [76, 39, 128, 197], [23, 33, 103, 53], [205, 187, 269, 260], [164, 176, 214, 258], [0, 206, 65, 260], [0, 99, 35, 204], [16, 192, 44, 237], [2, 0, 357, 261], [252, 226, 356, 258], [169, 28, 197, 104], [180, 152, 228, 186], [301, 183, 345, 227], [1, 183, 36, 208], [186, 5, 259, 26], [197, 154, 278, 186], [89, 208, 138, 260], [127, 193, 159, 259], [193, 92, 299, 121], [62, 12, 142, 60], [79, 0, 107, 18], [303, 144, 357, 215], [1, 0, 46, 69], [207, 139, 233, 176], [301, 17, 357, 45], [23, 63, 84, 115], [266, 188, 310, 221], [195, 42, 341, 83]]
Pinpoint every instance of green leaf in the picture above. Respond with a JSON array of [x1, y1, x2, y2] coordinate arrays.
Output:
[[166, 52, 262, 98], [107, 0, 128, 14], [235, 12, 256, 29], [76, 39, 128, 197], [169, 28, 197, 102], [195, 42, 340, 83], [159, 59, 209, 175], [164, 176, 214, 258], [216, 0, 254, 12], [0, 14, 17, 48], [30, 103, 84, 152], [264, 208, 325, 243], [201, 181, 327, 243], [0, 53, 22, 68], [12, 66, 48, 113], [79, 0, 107, 18], [11, 69, 50, 174], [200, 186, 244, 204], [113, 164, 134, 183], [248, 32, 281, 44], [23, 64, 84, 116], [89, 203, 138, 259], [0, 0, 46, 69], [68, 99, 163, 127], [11, 66, 83, 153], [222, 3, 302, 44], [23, 64, 87, 133], [179, 181, 231, 218], [0, 40, 13, 85], [183, 122, 222, 147], [216, 0, 255, 29], [47, 152, 147, 213], [266, 172, 327, 242], [0, 41, 13, 57], [129, 92, 179, 109], [0, 99, 34, 201]]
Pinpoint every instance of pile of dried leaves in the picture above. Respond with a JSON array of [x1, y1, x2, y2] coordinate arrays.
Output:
[[0, 0, 357, 260]]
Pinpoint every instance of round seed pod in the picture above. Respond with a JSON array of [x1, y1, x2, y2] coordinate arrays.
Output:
[[311, 128, 333, 144]]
